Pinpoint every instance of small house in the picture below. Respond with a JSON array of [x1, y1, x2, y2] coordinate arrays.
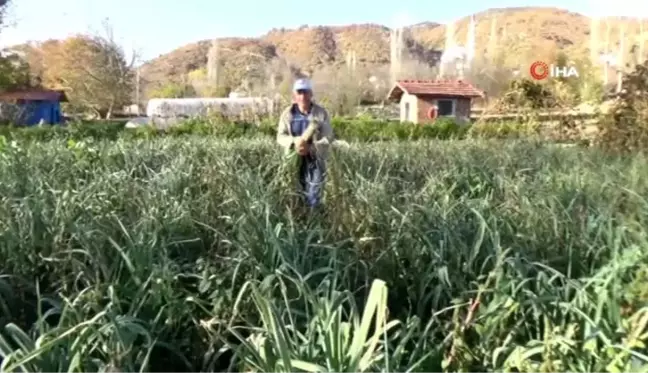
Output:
[[0, 89, 67, 125], [387, 80, 484, 124]]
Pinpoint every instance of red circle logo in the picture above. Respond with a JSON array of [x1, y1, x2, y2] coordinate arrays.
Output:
[[529, 61, 549, 80]]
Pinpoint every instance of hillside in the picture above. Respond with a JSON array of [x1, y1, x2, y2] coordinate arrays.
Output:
[[139, 23, 444, 95], [409, 7, 643, 60], [139, 38, 278, 88], [129, 7, 648, 97]]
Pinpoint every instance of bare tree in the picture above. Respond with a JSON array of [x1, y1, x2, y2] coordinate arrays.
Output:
[[43, 20, 137, 118], [86, 22, 137, 118], [312, 65, 372, 115], [264, 57, 297, 103]]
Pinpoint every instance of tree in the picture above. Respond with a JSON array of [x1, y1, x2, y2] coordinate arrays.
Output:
[[42, 23, 135, 118], [148, 81, 197, 98], [498, 78, 556, 110], [569, 57, 603, 104], [596, 60, 648, 152], [0, 0, 10, 28], [254, 57, 299, 103], [311, 65, 385, 116], [0, 0, 32, 91], [0, 51, 31, 91], [187, 68, 231, 97]]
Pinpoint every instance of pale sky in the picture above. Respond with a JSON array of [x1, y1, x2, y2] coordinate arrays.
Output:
[[1, 0, 646, 63]]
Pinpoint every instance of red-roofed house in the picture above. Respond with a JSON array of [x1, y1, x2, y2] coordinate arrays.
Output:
[[387, 80, 484, 124]]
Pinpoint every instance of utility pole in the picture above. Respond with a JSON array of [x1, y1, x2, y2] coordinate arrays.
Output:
[[135, 66, 140, 113]]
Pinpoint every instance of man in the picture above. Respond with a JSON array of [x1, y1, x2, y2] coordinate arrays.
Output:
[[276, 78, 334, 208]]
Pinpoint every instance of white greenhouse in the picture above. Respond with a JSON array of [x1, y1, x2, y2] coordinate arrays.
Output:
[[146, 97, 275, 119]]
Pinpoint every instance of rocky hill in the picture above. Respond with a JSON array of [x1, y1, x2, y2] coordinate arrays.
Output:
[[132, 7, 648, 96]]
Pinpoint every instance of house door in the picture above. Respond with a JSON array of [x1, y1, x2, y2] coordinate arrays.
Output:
[[404, 102, 410, 122]]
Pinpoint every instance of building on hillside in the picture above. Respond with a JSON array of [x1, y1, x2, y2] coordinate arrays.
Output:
[[122, 104, 141, 116], [386, 80, 484, 124], [0, 89, 67, 125]]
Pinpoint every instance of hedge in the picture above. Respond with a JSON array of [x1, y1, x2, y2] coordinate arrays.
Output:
[[0, 117, 538, 142]]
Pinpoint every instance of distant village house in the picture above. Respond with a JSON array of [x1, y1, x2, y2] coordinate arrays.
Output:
[[387, 80, 484, 124], [0, 89, 67, 125]]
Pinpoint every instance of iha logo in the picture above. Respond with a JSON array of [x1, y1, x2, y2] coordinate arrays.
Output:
[[529, 61, 579, 80]]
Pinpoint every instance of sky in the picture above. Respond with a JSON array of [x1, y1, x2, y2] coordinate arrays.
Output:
[[1, 0, 647, 63]]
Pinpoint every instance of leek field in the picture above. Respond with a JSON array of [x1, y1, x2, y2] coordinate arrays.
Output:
[[1, 136, 648, 372]]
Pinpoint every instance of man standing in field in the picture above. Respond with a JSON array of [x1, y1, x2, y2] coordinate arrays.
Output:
[[277, 78, 334, 208]]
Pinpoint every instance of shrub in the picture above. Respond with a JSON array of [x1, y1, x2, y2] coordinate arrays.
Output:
[[595, 60, 648, 153], [0, 116, 575, 144], [0, 117, 473, 143], [467, 120, 540, 139], [497, 78, 557, 110]]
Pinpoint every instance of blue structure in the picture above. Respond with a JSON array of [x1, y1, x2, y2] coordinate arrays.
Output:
[[0, 89, 67, 126]]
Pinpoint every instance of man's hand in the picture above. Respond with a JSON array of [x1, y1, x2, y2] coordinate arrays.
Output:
[[295, 137, 309, 156]]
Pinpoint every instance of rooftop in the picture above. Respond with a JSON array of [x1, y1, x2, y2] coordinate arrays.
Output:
[[0, 89, 68, 102], [387, 80, 484, 101]]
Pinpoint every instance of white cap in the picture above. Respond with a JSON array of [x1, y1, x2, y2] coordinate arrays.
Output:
[[293, 78, 313, 92]]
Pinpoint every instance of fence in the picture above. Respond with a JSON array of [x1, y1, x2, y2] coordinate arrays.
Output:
[[470, 108, 600, 122]]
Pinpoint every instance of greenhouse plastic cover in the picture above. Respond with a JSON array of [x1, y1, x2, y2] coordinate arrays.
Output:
[[146, 97, 274, 118]]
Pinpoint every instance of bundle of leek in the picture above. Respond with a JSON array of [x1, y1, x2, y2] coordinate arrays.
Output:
[[279, 118, 320, 193], [284, 117, 319, 161]]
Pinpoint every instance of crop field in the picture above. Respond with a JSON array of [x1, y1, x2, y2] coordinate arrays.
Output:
[[1, 135, 648, 371]]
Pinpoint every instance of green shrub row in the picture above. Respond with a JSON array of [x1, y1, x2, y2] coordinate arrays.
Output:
[[0, 117, 539, 142]]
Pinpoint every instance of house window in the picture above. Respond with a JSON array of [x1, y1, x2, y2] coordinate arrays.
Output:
[[404, 102, 410, 121], [437, 99, 455, 116]]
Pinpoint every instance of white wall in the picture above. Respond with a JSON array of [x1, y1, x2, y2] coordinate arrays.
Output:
[[399, 92, 418, 123]]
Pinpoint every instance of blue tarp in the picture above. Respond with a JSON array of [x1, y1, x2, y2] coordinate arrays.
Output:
[[16, 100, 62, 125]]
